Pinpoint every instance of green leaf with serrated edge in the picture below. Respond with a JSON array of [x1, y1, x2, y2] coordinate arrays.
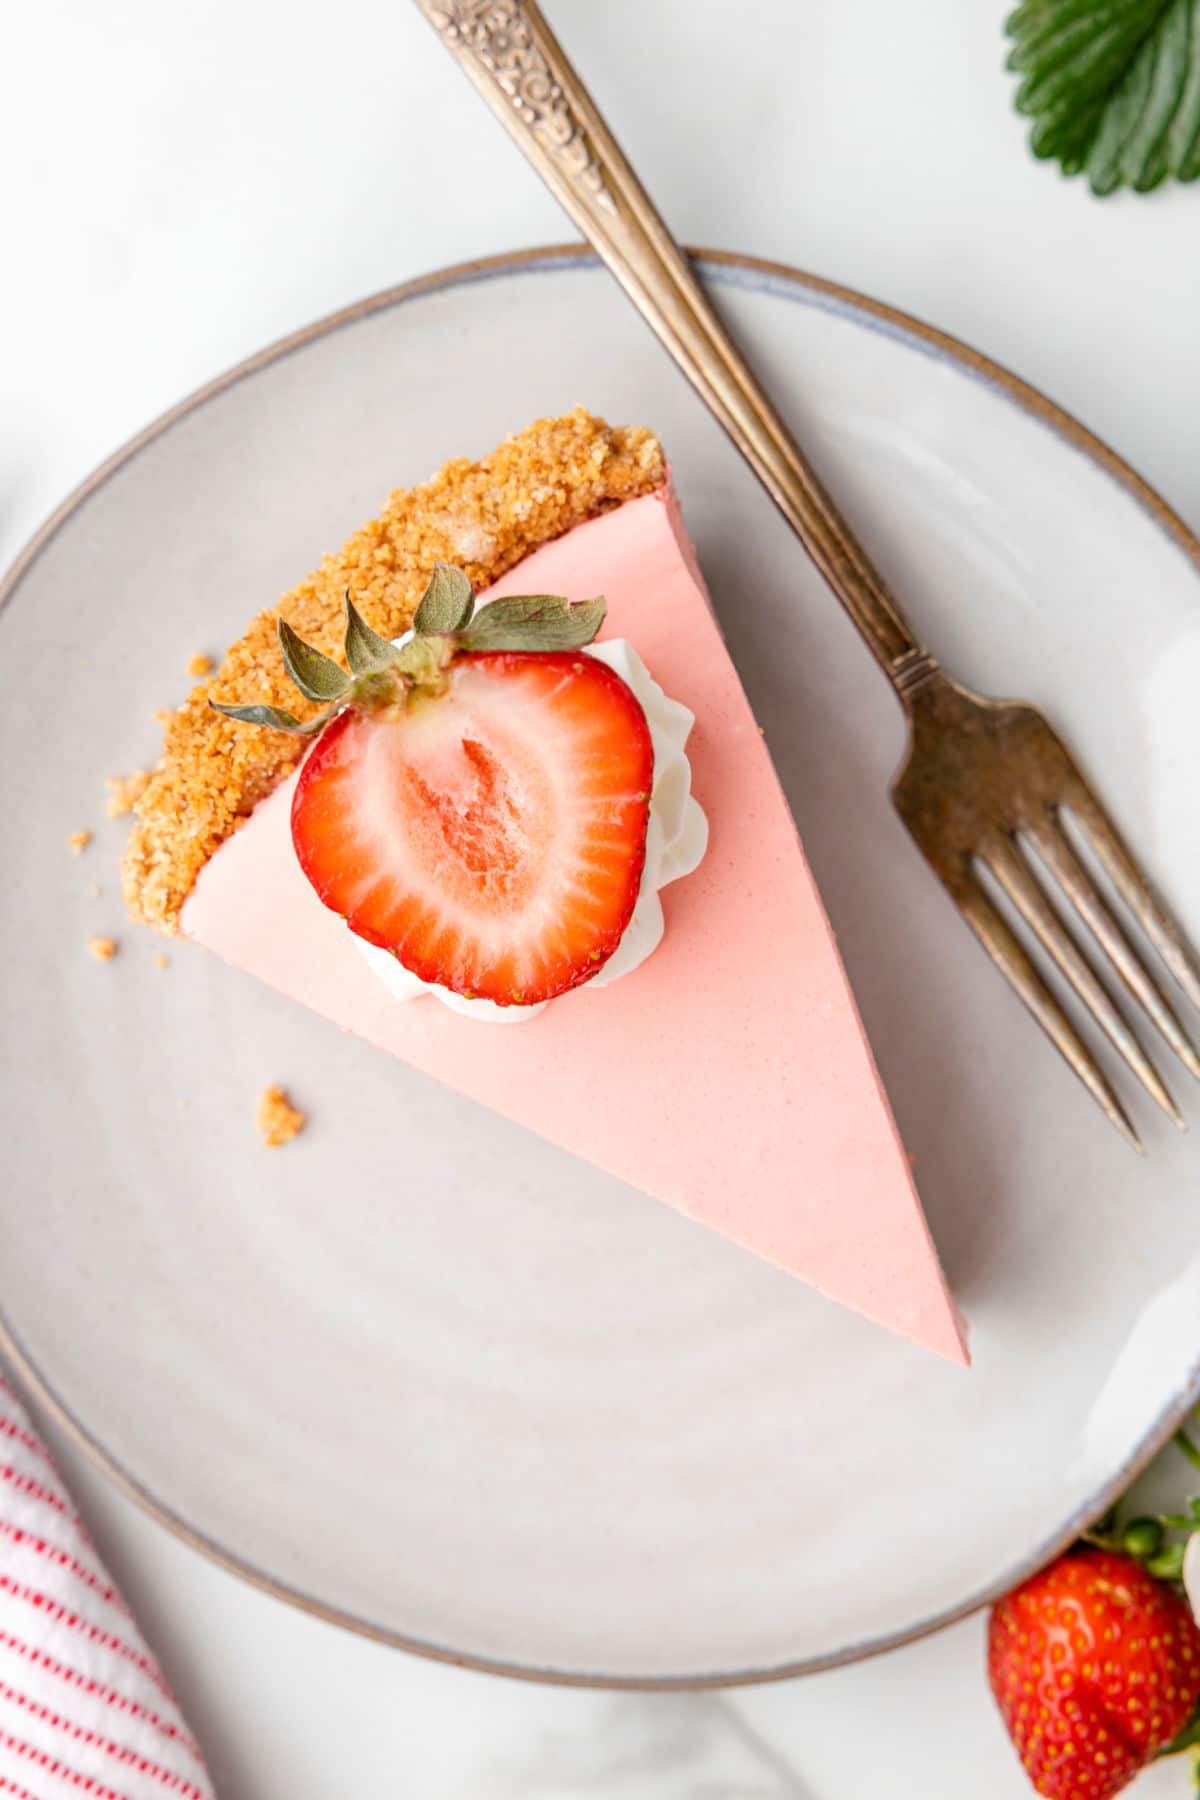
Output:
[[1012, 9, 1159, 124], [1013, 17, 1147, 118], [1135, 134, 1172, 183], [344, 592, 399, 676], [459, 594, 606, 653], [1005, 0, 1200, 192], [1120, 0, 1190, 184], [277, 618, 351, 703], [413, 563, 475, 636], [210, 701, 329, 736], [1088, 27, 1160, 191], [1167, 0, 1200, 176]]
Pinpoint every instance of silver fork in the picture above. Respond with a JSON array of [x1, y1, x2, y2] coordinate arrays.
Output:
[[415, 0, 1200, 1148]]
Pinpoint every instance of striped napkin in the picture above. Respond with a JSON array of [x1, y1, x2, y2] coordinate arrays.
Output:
[[0, 1371, 213, 1800]]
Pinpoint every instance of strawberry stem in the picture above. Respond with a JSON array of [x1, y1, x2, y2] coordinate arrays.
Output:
[[213, 574, 609, 741]]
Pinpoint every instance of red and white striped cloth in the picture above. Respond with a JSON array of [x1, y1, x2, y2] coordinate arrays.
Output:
[[0, 1371, 213, 1800]]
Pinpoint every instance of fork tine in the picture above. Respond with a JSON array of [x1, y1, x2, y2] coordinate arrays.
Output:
[[1064, 777, 1200, 1014], [956, 874, 1143, 1151], [983, 838, 1184, 1130], [1029, 818, 1200, 1084]]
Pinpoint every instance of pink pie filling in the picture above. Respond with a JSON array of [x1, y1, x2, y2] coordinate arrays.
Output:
[[183, 482, 968, 1364]]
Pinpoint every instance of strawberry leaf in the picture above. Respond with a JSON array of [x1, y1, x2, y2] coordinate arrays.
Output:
[[460, 594, 607, 652], [210, 701, 330, 736], [413, 563, 475, 636], [1006, 0, 1200, 194], [1146, 1539, 1189, 1579], [344, 593, 400, 676], [277, 619, 352, 702]]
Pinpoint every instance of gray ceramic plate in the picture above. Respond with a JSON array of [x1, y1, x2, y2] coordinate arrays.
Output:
[[3, 248, 1200, 1686]]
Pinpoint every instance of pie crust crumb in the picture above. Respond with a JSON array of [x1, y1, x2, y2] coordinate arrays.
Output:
[[88, 935, 118, 962], [256, 1084, 306, 1148], [187, 653, 214, 677], [106, 770, 151, 818], [67, 830, 92, 856]]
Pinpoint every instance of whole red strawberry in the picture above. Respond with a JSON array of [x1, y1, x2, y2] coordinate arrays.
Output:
[[988, 1547, 1200, 1800]]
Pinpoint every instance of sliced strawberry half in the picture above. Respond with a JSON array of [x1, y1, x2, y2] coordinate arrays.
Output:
[[290, 650, 654, 1005]]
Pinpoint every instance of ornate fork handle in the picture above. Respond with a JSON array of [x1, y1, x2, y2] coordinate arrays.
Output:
[[417, 0, 936, 698]]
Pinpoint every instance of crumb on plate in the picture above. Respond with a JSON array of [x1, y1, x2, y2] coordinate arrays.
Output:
[[187, 652, 214, 678], [256, 1084, 306, 1148], [67, 830, 92, 856], [88, 935, 118, 962], [88, 884, 101, 899], [154, 953, 169, 970], [106, 770, 152, 818]]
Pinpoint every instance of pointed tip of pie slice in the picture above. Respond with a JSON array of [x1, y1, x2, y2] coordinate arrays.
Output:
[[822, 1229, 971, 1366], [726, 1119, 972, 1366], [183, 469, 969, 1366], [935, 1305, 973, 1366], [692, 1099, 971, 1366]]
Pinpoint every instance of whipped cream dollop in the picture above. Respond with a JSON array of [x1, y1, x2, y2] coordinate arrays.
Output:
[[353, 637, 708, 1022]]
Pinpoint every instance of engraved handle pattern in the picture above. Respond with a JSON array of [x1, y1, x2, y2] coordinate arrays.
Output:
[[414, 0, 934, 691], [426, 0, 616, 211]]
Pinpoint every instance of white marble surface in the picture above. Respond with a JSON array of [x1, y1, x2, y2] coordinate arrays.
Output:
[[4, 0, 1200, 1793]]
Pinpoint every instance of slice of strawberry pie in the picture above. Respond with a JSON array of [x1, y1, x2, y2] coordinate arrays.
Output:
[[124, 409, 967, 1363]]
